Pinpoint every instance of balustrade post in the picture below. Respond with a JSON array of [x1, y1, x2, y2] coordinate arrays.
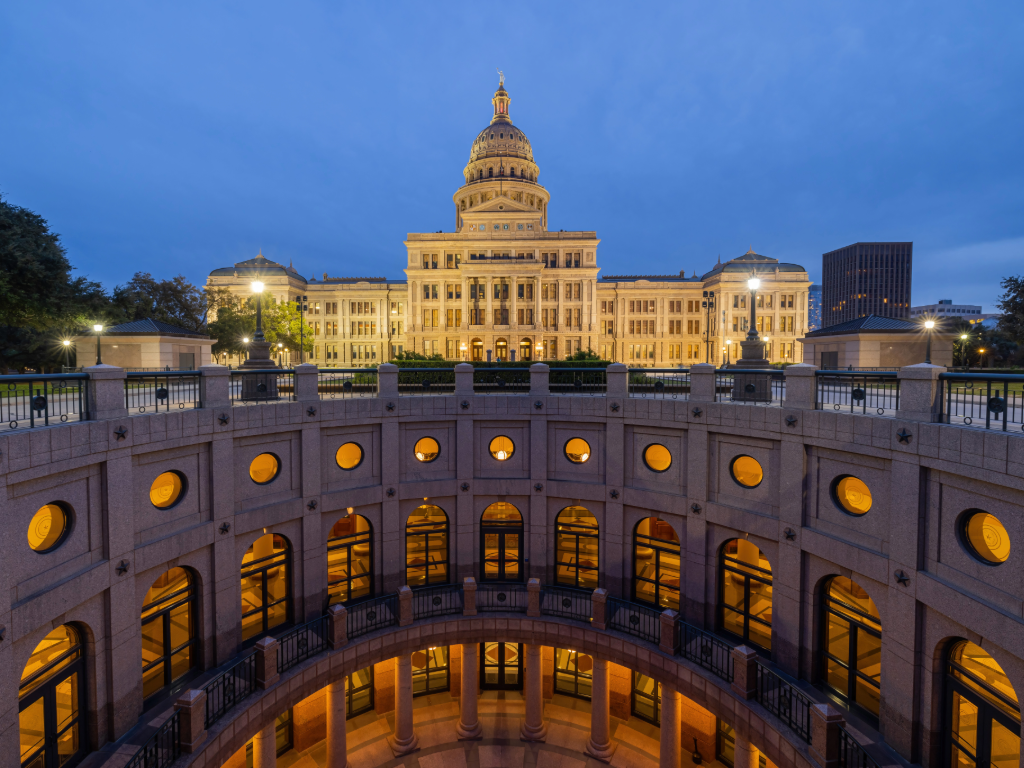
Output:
[[327, 603, 348, 649], [199, 364, 230, 409], [174, 689, 207, 753], [591, 588, 608, 630], [455, 362, 474, 396], [85, 365, 128, 421], [463, 577, 478, 616], [606, 362, 628, 398], [809, 704, 846, 768], [377, 363, 399, 400], [730, 645, 758, 700], [294, 363, 320, 401], [783, 363, 817, 410], [896, 363, 944, 423], [659, 608, 678, 655], [529, 363, 549, 396], [526, 578, 541, 617], [689, 363, 716, 402], [398, 585, 413, 627], [255, 637, 280, 690]]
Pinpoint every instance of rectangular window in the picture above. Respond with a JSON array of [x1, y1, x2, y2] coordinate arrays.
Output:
[[565, 309, 572, 327], [525, 284, 533, 300], [447, 284, 462, 300], [574, 308, 581, 327], [574, 283, 581, 300], [542, 284, 549, 300], [518, 283, 524, 299], [565, 284, 572, 300]]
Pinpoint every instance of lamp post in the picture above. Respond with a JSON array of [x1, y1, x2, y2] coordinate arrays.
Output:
[[62, 339, 71, 370], [725, 339, 732, 367], [763, 335, 770, 362], [295, 295, 308, 364], [959, 333, 969, 370], [460, 342, 467, 362], [536, 342, 542, 362], [242, 337, 249, 364], [93, 324, 104, 365], [736, 274, 769, 368], [701, 290, 715, 363], [241, 281, 277, 369], [277, 342, 284, 366], [924, 320, 935, 365]]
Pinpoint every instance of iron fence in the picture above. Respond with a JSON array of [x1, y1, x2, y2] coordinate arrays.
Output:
[[0, 374, 89, 430], [397, 368, 456, 396], [838, 726, 881, 768], [277, 615, 330, 674], [473, 368, 531, 395], [203, 651, 257, 728], [540, 585, 592, 622], [754, 661, 813, 743], [318, 369, 378, 399], [815, 371, 900, 417], [676, 619, 734, 682], [549, 368, 607, 396], [412, 584, 463, 619], [477, 582, 528, 612], [715, 370, 785, 406], [940, 373, 1024, 432], [229, 370, 296, 405], [347, 593, 398, 639], [125, 372, 202, 413], [606, 596, 661, 643], [122, 710, 180, 768], [628, 369, 691, 400]]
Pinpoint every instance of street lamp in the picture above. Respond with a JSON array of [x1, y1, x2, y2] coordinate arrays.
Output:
[[725, 339, 732, 366], [460, 342, 467, 362], [924, 319, 935, 365], [93, 324, 103, 365], [251, 281, 265, 342], [242, 337, 250, 363], [701, 290, 715, 363], [763, 335, 770, 362], [737, 274, 767, 367], [277, 342, 284, 365], [536, 342, 542, 361]]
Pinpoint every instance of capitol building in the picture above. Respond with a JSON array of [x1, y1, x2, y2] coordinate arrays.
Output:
[[208, 81, 812, 366]]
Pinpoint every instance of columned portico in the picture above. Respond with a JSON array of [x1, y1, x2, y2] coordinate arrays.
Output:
[[586, 657, 615, 761], [388, 654, 419, 755], [520, 643, 547, 741], [456, 643, 483, 739]]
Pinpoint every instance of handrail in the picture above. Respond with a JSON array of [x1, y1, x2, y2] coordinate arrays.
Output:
[[676, 618, 734, 682], [838, 725, 882, 768], [754, 660, 813, 743], [202, 651, 257, 728], [0, 373, 89, 381], [123, 709, 180, 768]]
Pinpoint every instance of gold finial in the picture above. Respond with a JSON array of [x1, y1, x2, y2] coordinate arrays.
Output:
[[497, 68, 504, 86], [746, 246, 755, 254]]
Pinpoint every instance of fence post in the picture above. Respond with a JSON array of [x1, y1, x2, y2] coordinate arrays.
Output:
[[809, 704, 846, 768], [659, 609, 678, 654], [174, 689, 208, 753], [294, 363, 320, 401], [783, 363, 817, 410], [591, 588, 608, 630], [398, 585, 413, 626], [606, 362, 628, 398], [529, 363, 549, 396], [526, 578, 541, 617], [327, 603, 348, 650], [199, 364, 230, 409], [255, 637, 280, 690], [730, 646, 758, 700], [85, 365, 128, 421], [463, 577, 478, 616], [896, 363, 944, 422], [455, 362, 474, 396], [689, 363, 716, 402], [377, 363, 399, 400]]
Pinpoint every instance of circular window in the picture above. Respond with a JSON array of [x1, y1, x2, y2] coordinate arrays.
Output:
[[249, 453, 281, 484], [336, 442, 364, 470], [564, 438, 592, 464], [28, 502, 70, 552], [730, 455, 763, 488], [643, 444, 672, 472], [489, 436, 515, 461], [414, 437, 440, 463], [961, 510, 1011, 565], [150, 471, 186, 509], [831, 475, 872, 516]]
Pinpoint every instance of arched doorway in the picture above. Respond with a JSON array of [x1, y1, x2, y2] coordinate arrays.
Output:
[[480, 503, 523, 582], [241, 534, 291, 643], [19, 625, 87, 768], [471, 338, 483, 362], [141, 567, 197, 704], [633, 517, 681, 610], [821, 576, 881, 720], [495, 338, 508, 361], [946, 641, 1020, 768], [719, 539, 773, 652], [327, 514, 373, 606], [405, 505, 449, 588], [555, 506, 599, 589], [520, 338, 532, 361]]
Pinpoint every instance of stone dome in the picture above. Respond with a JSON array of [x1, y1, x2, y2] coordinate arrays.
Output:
[[468, 81, 535, 165]]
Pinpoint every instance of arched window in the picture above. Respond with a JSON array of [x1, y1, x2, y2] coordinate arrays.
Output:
[[406, 505, 449, 588], [488, 167, 494, 178], [327, 515, 373, 606], [19, 625, 86, 768], [555, 506, 599, 589], [241, 534, 291, 643], [633, 517, 681, 610], [821, 576, 881, 719], [141, 567, 197, 702], [719, 540, 773, 651], [481, 503, 523, 582], [946, 641, 1020, 768]]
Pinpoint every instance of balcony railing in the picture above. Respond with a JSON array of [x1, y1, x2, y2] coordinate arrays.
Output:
[[346, 593, 399, 639], [549, 368, 607, 396], [477, 582, 528, 612], [715, 370, 785, 406], [396, 368, 456, 396], [411, 584, 463, 619], [628, 368, 690, 400], [277, 615, 330, 674], [229, 370, 296, 405], [203, 651, 257, 728], [838, 726, 881, 768], [815, 371, 900, 417], [125, 371, 202, 413], [0, 374, 89, 431], [123, 709, 180, 768], [473, 368, 531, 395], [940, 373, 1024, 432], [318, 369, 378, 399], [540, 584, 593, 622], [606, 596, 661, 644], [676, 619, 734, 682], [754, 661, 813, 743]]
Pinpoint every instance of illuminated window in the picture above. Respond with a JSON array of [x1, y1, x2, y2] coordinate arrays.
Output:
[[240, 534, 291, 643], [149, 471, 186, 509], [141, 568, 196, 701], [831, 475, 872, 516], [821, 576, 881, 719], [27, 502, 71, 553], [555, 506, 599, 589], [554, 649, 592, 700], [631, 672, 660, 725], [564, 437, 592, 463], [249, 453, 280, 484], [481, 642, 522, 690], [412, 646, 450, 696], [730, 455, 763, 488], [488, 436, 515, 461], [643, 444, 672, 473], [346, 666, 374, 718], [719, 540, 773, 651], [414, 437, 440, 463], [335, 442, 363, 471], [406, 505, 449, 587], [947, 641, 1020, 768], [327, 515, 373, 605], [961, 510, 1011, 565], [19, 625, 86, 768], [481, 503, 523, 582], [633, 518, 680, 610]]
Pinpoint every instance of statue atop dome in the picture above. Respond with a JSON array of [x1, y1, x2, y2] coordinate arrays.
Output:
[[497, 68, 504, 86]]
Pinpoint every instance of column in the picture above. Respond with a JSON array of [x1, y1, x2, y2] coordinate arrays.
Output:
[[388, 654, 419, 755], [457, 643, 483, 739], [486, 278, 494, 328], [520, 643, 547, 741], [733, 731, 756, 768], [461, 279, 469, 330], [660, 684, 681, 768], [253, 722, 277, 768], [511, 277, 518, 330], [535, 276, 542, 330], [586, 657, 615, 761], [326, 678, 347, 768]]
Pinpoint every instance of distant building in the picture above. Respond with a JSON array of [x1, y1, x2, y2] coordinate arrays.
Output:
[[72, 319, 215, 370], [800, 314, 953, 369], [822, 242, 912, 328], [910, 299, 996, 326], [808, 284, 822, 331]]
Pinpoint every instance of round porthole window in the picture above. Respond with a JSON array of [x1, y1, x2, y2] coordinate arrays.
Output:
[[730, 455, 763, 488], [643, 444, 672, 473], [960, 509, 1011, 565], [831, 475, 872, 516], [150, 471, 186, 509], [414, 437, 440, 463], [249, 453, 281, 484], [28, 502, 71, 552], [564, 438, 591, 464], [489, 436, 514, 461], [336, 442, 364, 470]]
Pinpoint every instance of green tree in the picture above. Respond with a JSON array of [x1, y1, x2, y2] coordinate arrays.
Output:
[[391, 350, 445, 362], [996, 275, 1024, 346], [109, 273, 229, 332], [565, 347, 604, 362], [207, 294, 313, 360]]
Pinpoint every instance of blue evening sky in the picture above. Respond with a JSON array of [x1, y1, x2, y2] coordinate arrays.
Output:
[[1, 2, 1022, 311]]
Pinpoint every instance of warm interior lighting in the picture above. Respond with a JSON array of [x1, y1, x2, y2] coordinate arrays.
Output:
[[747, 277, 761, 291], [251, 281, 265, 293]]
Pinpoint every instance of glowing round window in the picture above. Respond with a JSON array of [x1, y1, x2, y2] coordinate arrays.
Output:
[[414, 437, 440, 463], [489, 436, 515, 461], [961, 510, 1011, 565], [336, 442, 363, 470], [28, 503, 70, 553], [564, 438, 592, 464], [150, 471, 186, 509], [730, 455, 763, 488], [831, 475, 872, 516], [643, 444, 672, 473], [249, 453, 280, 484]]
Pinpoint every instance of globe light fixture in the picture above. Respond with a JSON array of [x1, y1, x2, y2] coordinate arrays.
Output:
[[923, 319, 936, 364], [747, 277, 761, 291], [93, 324, 104, 365], [738, 272, 767, 366]]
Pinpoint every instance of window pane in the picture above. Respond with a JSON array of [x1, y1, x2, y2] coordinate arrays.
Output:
[[722, 571, 746, 613], [749, 580, 773, 624], [170, 648, 192, 683], [143, 661, 166, 699], [19, 697, 45, 762], [241, 611, 263, 641], [267, 601, 288, 631], [241, 575, 263, 612], [55, 721, 79, 766], [951, 691, 979, 752], [826, 614, 850, 662], [856, 630, 882, 682], [990, 720, 1021, 768], [826, 658, 848, 697], [855, 675, 880, 716], [141, 618, 164, 666], [169, 603, 191, 651], [267, 567, 288, 603], [722, 607, 745, 638], [748, 618, 772, 651]]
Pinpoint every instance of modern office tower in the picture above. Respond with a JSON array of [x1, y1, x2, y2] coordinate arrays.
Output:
[[808, 284, 822, 331], [821, 242, 912, 328]]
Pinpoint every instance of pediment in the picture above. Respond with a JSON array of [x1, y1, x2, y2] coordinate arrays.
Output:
[[464, 195, 537, 215]]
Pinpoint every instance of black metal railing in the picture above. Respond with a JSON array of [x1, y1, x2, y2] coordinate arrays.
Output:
[[203, 651, 257, 728], [125, 372, 202, 413], [0, 374, 89, 430], [229, 370, 296, 405], [277, 615, 330, 674], [755, 661, 813, 743], [838, 726, 881, 768], [676, 619, 734, 682], [346, 593, 398, 639], [549, 368, 607, 396], [540, 584, 593, 622], [396, 368, 456, 396], [412, 584, 463, 619], [940, 373, 1024, 432], [606, 596, 661, 643], [477, 582, 528, 612], [815, 371, 900, 417], [318, 369, 378, 399], [122, 709, 180, 768], [473, 368, 531, 395], [628, 369, 691, 400], [715, 370, 785, 406]]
